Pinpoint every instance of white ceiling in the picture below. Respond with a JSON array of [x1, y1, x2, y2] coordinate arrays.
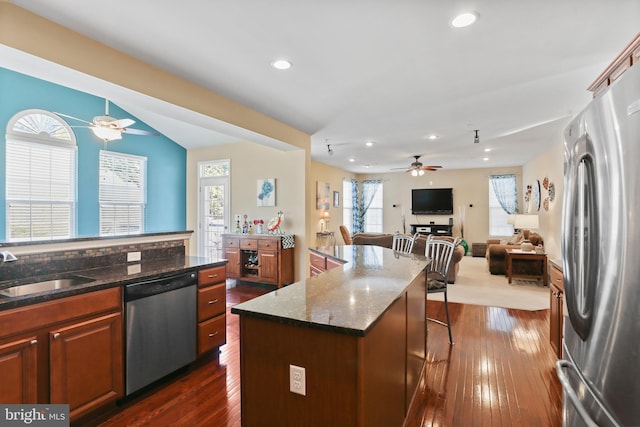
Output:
[[5, 1, 640, 173]]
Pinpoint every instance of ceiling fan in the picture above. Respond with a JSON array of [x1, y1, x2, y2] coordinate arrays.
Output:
[[56, 99, 157, 143], [392, 155, 442, 176]]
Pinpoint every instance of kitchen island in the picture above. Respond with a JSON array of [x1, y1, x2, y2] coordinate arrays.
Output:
[[231, 245, 429, 427]]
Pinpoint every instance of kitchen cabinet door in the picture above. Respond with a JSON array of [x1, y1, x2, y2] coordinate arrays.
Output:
[[224, 247, 241, 278], [258, 249, 278, 283], [49, 312, 123, 420], [0, 335, 38, 403]]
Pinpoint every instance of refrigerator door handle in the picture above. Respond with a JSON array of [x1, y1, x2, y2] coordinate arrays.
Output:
[[556, 360, 614, 427], [563, 135, 599, 340]]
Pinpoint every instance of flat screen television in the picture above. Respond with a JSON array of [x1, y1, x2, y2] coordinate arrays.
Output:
[[411, 188, 454, 215]]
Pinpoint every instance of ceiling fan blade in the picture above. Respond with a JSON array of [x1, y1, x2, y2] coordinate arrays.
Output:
[[421, 165, 442, 170], [113, 118, 135, 128], [55, 112, 93, 125], [121, 128, 158, 136]]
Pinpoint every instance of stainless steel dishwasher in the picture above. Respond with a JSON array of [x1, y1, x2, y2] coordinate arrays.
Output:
[[124, 271, 197, 395]]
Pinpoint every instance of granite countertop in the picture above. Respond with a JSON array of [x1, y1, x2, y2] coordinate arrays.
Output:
[[231, 245, 429, 337], [0, 256, 227, 311]]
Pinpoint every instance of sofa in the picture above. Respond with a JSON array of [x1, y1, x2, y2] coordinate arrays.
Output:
[[485, 230, 544, 275], [351, 233, 464, 283]]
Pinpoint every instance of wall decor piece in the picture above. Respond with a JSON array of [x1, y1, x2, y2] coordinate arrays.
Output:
[[524, 184, 532, 212], [543, 197, 550, 211], [542, 176, 549, 190], [548, 182, 556, 201], [257, 178, 276, 207], [532, 179, 541, 211], [316, 181, 331, 210], [333, 191, 340, 208]]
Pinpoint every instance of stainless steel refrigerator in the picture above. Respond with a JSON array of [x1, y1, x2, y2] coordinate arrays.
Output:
[[557, 61, 640, 426]]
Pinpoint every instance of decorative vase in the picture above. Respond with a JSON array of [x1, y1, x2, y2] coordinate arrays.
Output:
[[520, 240, 533, 252], [256, 224, 263, 234]]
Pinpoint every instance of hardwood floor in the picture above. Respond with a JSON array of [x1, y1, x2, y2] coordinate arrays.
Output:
[[94, 285, 562, 427]]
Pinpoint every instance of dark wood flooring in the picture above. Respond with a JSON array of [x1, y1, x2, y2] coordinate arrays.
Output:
[[94, 284, 562, 427]]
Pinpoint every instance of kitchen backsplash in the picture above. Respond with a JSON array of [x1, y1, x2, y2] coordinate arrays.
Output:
[[0, 239, 185, 281]]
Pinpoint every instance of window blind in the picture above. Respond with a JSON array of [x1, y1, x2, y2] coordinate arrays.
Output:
[[6, 139, 75, 241], [99, 150, 146, 236]]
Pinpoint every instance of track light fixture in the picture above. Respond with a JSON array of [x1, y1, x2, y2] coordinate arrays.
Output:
[[474, 129, 480, 144], [327, 144, 334, 156]]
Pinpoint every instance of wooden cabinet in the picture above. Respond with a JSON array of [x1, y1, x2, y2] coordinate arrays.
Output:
[[0, 336, 38, 404], [549, 262, 564, 358], [49, 312, 123, 419], [588, 32, 640, 97], [309, 250, 345, 276], [0, 287, 123, 422], [197, 265, 227, 356], [222, 234, 294, 287]]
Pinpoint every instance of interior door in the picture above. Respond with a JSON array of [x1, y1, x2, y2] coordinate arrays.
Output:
[[199, 177, 229, 261]]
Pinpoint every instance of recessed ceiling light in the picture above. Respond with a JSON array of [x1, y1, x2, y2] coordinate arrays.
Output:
[[271, 59, 292, 70], [365, 141, 374, 147], [427, 134, 438, 140], [483, 157, 489, 161], [484, 148, 491, 152], [348, 157, 356, 162], [451, 12, 478, 28]]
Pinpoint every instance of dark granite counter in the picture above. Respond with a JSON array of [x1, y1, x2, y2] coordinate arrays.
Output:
[[0, 256, 227, 311], [231, 245, 428, 336]]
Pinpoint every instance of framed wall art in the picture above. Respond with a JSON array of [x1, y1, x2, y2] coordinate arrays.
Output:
[[316, 181, 330, 210], [257, 178, 276, 207], [333, 191, 340, 208]]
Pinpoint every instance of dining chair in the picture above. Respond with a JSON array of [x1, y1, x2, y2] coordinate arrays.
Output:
[[425, 236, 460, 345], [392, 232, 417, 254], [339, 225, 353, 245]]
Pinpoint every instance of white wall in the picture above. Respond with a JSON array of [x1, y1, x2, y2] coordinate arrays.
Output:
[[186, 141, 307, 280], [359, 166, 523, 246], [522, 142, 564, 260]]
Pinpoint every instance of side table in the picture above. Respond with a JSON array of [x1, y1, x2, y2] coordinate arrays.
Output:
[[505, 248, 548, 287]]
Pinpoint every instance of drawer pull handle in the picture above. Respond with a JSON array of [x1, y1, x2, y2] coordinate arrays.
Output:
[[53, 333, 60, 339], [30, 339, 38, 346], [208, 299, 219, 304], [207, 274, 218, 278], [208, 332, 219, 337]]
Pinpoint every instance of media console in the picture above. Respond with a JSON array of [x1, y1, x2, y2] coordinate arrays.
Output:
[[410, 223, 453, 236]]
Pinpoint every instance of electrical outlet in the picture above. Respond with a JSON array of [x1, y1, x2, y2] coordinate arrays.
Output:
[[289, 365, 306, 396], [127, 251, 141, 262]]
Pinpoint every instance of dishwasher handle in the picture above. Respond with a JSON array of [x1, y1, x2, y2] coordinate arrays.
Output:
[[125, 272, 197, 302]]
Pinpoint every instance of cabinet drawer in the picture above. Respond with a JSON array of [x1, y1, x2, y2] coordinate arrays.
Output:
[[310, 252, 327, 270], [258, 239, 278, 250], [198, 265, 226, 287], [240, 239, 258, 250], [326, 257, 345, 271], [223, 238, 239, 248], [198, 284, 226, 321], [550, 265, 563, 291], [198, 315, 226, 354]]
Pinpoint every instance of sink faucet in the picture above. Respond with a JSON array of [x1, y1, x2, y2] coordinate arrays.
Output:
[[0, 249, 17, 262]]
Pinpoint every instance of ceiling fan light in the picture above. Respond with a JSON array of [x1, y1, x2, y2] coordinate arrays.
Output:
[[411, 169, 418, 177], [418, 169, 425, 176], [91, 126, 121, 141]]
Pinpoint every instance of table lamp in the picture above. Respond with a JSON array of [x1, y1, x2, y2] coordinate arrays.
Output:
[[512, 214, 539, 251]]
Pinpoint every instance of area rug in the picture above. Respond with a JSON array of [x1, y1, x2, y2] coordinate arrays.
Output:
[[427, 256, 549, 311]]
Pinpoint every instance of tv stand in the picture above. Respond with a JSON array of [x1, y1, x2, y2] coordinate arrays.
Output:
[[410, 223, 452, 236]]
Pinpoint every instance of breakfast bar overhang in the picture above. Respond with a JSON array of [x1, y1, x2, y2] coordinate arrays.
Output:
[[231, 245, 430, 427]]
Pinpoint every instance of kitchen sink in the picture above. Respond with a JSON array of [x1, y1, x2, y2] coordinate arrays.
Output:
[[0, 274, 96, 298]]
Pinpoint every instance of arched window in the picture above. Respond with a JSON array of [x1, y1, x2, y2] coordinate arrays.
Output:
[[5, 110, 77, 241]]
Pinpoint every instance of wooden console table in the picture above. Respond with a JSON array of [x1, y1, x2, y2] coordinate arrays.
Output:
[[505, 248, 548, 287]]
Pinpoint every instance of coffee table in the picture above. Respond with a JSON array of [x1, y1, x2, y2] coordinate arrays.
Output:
[[505, 248, 547, 287]]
